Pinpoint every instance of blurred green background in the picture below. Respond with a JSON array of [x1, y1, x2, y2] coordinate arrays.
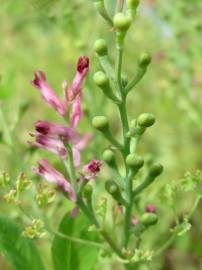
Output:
[[0, 0, 202, 269]]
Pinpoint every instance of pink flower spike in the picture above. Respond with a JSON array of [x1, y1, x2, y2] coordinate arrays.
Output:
[[32, 159, 76, 202], [31, 71, 66, 115], [35, 120, 81, 144], [70, 94, 83, 128], [28, 132, 67, 159], [84, 159, 102, 180], [66, 56, 89, 101]]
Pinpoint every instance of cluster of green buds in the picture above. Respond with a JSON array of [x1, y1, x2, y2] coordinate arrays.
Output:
[[22, 219, 46, 239], [91, 0, 164, 262]]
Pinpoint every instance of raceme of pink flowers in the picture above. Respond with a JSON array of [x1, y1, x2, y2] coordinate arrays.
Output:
[[29, 56, 102, 202]]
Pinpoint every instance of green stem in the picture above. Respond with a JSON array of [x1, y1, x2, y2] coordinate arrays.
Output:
[[65, 144, 78, 192], [154, 233, 176, 257], [125, 67, 147, 94], [101, 230, 125, 259], [123, 174, 133, 247], [188, 195, 201, 220], [77, 195, 124, 258]]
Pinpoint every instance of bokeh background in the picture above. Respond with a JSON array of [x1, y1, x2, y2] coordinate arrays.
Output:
[[0, 0, 202, 269]]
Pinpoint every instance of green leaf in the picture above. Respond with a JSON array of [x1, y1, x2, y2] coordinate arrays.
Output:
[[52, 213, 99, 270], [0, 215, 46, 270]]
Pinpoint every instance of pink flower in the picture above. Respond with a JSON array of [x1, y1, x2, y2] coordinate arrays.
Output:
[[32, 159, 76, 202], [28, 132, 67, 159], [84, 159, 102, 179], [145, 204, 156, 213], [31, 71, 66, 115], [65, 56, 89, 101], [35, 120, 81, 144], [70, 94, 83, 128]]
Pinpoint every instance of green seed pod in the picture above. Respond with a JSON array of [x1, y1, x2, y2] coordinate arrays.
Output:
[[138, 53, 152, 67], [126, 154, 144, 169], [149, 163, 163, 177], [92, 116, 109, 130], [141, 213, 158, 226], [103, 149, 115, 164], [113, 13, 132, 32], [94, 71, 120, 103], [94, 71, 109, 87], [94, 39, 108, 56], [105, 180, 125, 204], [137, 113, 156, 128]]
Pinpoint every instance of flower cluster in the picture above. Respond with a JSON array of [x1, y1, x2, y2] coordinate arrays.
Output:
[[29, 56, 102, 203]]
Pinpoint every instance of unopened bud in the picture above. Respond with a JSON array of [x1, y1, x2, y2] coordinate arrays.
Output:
[[149, 164, 163, 177], [141, 213, 158, 226], [138, 53, 152, 67], [103, 149, 115, 164], [137, 113, 155, 128], [145, 204, 156, 213], [94, 39, 108, 56], [94, 71, 120, 103], [105, 180, 118, 194], [113, 13, 132, 32], [126, 154, 144, 169], [94, 71, 109, 87], [92, 116, 109, 131]]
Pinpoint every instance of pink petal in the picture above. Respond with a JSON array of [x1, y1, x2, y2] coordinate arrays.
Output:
[[75, 133, 92, 150], [72, 147, 81, 167], [32, 159, 76, 202], [31, 71, 66, 115], [70, 94, 83, 128]]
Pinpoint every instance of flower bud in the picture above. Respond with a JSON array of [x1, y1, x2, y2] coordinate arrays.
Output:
[[94, 71, 120, 103], [92, 116, 109, 131], [137, 113, 155, 128], [126, 154, 144, 169], [149, 163, 163, 177], [138, 53, 152, 67], [94, 71, 109, 87], [105, 180, 125, 205], [141, 213, 158, 226], [103, 149, 115, 164], [94, 39, 108, 56], [145, 204, 156, 213], [105, 180, 118, 194], [113, 13, 132, 32]]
